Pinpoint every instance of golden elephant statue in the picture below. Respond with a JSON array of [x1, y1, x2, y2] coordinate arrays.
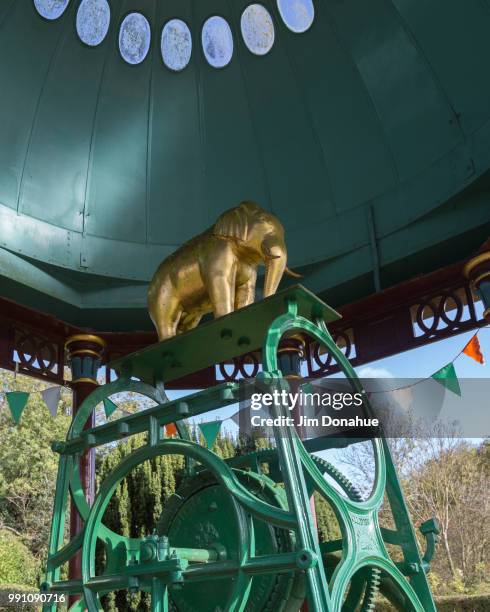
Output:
[[148, 201, 300, 340]]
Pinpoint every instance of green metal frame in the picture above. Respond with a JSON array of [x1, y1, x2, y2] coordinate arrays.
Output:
[[42, 287, 438, 611]]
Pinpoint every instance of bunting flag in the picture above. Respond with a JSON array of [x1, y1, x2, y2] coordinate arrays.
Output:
[[6, 391, 30, 424], [199, 420, 223, 448], [41, 386, 61, 417], [0, 329, 486, 429], [431, 363, 461, 396], [462, 335, 485, 365], [165, 423, 178, 437], [103, 398, 118, 418], [231, 405, 251, 427]]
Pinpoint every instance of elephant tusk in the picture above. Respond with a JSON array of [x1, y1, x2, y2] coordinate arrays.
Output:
[[285, 266, 302, 278]]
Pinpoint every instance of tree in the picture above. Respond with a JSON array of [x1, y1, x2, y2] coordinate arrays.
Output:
[[338, 435, 490, 596], [406, 439, 490, 592], [97, 434, 185, 611], [96, 427, 281, 611], [0, 370, 71, 564]]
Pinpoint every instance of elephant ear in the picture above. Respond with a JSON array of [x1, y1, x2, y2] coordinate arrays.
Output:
[[213, 205, 249, 242]]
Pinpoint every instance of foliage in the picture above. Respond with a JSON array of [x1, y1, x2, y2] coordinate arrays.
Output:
[[0, 584, 41, 611], [0, 530, 39, 587], [0, 368, 488, 606], [340, 436, 490, 597], [96, 431, 186, 611], [314, 492, 341, 543], [377, 594, 490, 611], [97, 429, 275, 611], [0, 370, 71, 566], [406, 439, 489, 594]]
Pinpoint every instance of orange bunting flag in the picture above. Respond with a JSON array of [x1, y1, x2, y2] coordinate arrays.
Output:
[[165, 423, 178, 437], [462, 335, 485, 365]]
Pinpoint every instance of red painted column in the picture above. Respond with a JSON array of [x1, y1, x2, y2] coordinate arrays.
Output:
[[65, 334, 106, 607]]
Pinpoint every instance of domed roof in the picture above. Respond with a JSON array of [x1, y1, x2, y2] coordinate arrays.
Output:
[[1, 0, 490, 330]]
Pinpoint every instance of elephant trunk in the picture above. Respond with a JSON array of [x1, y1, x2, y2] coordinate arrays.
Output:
[[262, 241, 287, 297]]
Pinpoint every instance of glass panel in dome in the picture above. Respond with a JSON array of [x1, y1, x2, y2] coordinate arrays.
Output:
[[119, 12, 151, 65], [76, 0, 110, 47], [277, 0, 314, 33], [161, 19, 192, 71], [241, 4, 275, 56], [202, 16, 233, 68], [34, 0, 69, 20]]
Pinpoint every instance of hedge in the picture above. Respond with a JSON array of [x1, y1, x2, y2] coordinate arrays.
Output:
[[377, 594, 490, 611], [0, 585, 40, 611], [0, 531, 39, 587]]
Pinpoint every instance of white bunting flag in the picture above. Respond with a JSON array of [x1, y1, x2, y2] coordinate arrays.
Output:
[[42, 386, 61, 417]]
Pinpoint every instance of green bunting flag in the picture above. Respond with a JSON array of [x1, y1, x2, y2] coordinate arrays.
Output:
[[431, 363, 461, 396], [103, 398, 118, 418], [199, 420, 223, 448], [6, 391, 30, 424]]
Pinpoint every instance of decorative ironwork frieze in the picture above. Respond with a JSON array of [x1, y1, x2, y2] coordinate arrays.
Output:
[[220, 281, 484, 381], [217, 352, 261, 381], [0, 264, 485, 388], [13, 327, 64, 383]]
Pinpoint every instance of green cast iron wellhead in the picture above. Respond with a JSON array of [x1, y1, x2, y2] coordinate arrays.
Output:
[[157, 469, 303, 612], [1, 0, 490, 330]]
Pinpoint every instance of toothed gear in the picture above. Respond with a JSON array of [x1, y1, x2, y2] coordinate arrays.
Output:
[[157, 468, 304, 612], [251, 448, 364, 501], [159, 452, 381, 611], [310, 454, 364, 502], [360, 567, 381, 611]]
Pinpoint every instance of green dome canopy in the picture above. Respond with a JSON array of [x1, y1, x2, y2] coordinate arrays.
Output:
[[1, 0, 490, 330]]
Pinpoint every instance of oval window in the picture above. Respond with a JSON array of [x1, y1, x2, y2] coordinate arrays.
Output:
[[277, 0, 314, 33], [241, 4, 275, 56], [202, 16, 233, 68], [76, 0, 110, 47], [34, 0, 69, 20], [119, 12, 151, 65], [161, 19, 192, 71]]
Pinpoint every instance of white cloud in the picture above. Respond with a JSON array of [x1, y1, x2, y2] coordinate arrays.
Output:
[[357, 366, 394, 379]]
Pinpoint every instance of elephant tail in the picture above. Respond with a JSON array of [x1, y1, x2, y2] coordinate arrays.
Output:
[[285, 266, 302, 279]]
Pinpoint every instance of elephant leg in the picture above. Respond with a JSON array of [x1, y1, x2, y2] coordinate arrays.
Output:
[[235, 267, 257, 310], [177, 313, 202, 334], [209, 274, 236, 317], [201, 240, 237, 318], [150, 292, 183, 341]]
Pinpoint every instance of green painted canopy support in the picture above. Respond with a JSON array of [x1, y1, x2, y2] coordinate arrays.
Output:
[[42, 286, 437, 611]]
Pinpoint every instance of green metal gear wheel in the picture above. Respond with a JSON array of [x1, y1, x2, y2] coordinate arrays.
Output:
[[310, 455, 381, 611], [157, 468, 305, 612], [256, 450, 382, 611]]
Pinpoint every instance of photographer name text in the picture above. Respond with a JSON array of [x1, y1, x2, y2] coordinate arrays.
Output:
[[250, 390, 379, 429]]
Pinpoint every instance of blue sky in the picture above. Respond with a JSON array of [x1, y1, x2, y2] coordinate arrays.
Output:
[[166, 301, 489, 440], [357, 325, 489, 379], [163, 316, 489, 496]]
